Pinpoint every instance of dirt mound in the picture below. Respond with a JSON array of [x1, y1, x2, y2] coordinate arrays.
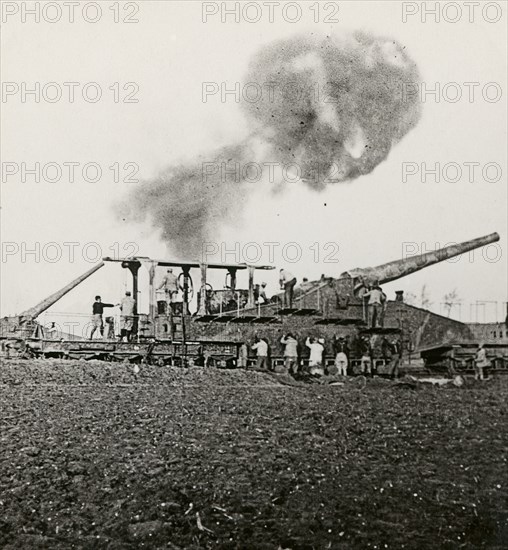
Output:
[[0, 359, 282, 387]]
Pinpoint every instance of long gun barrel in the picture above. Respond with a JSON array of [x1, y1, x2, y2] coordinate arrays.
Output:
[[19, 262, 105, 320], [344, 232, 500, 286]]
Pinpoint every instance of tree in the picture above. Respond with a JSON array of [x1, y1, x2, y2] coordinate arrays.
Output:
[[420, 284, 433, 309], [404, 285, 433, 309], [442, 289, 461, 317]]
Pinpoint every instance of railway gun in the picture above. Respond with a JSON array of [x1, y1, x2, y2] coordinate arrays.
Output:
[[1, 232, 506, 374]]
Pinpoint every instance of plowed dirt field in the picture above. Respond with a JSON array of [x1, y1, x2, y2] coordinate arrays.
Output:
[[1, 360, 507, 549]]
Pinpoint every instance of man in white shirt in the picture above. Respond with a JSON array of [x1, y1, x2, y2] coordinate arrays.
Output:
[[363, 282, 386, 328], [252, 337, 269, 371], [279, 268, 297, 308], [120, 290, 136, 342], [306, 336, 325, 376], [254, 282, 269, 305], [474, 343, 490, 380], [280, 333, 298, 374], [334, 336, 349, 376]]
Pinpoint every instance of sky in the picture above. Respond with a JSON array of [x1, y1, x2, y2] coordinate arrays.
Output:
[[1, 0, 507, 329]]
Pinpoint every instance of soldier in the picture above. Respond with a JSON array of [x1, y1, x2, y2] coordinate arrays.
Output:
[[306, 336, 325, 376], [252, 336, 269, 371], [279, 268, 297, 308], [90, 296, 115, 339], [280, 333, 299, 375], [363, 282, 386, 328], [390, 338, 402, 379], [474, 343, 490, 381], [158, 268, 179, 312], [46, 321, 59, 340], [383, 336, 401, 379], [359, 335, 373, 377], [120, 290, 136, 342], [299, 277, 311, 292], [334, 336, 349, 376]]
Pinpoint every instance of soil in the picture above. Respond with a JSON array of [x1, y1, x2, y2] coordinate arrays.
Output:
[[1, 360, 507, 549]]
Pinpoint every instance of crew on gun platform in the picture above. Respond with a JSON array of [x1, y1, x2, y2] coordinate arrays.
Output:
[[90, 296, 115, 339], [363, 282, 387, 328], [158, 268, 179, 313], [120, 290, 136, 342], [279, 268, 297, 308]]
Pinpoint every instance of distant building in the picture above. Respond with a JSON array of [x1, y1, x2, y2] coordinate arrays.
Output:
[[467, 322, 508, 344]]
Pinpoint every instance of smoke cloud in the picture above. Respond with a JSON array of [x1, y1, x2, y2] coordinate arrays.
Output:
[[121, 31, 421, 257]]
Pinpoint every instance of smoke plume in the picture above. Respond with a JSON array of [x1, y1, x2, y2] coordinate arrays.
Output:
[[121, 31, 421, 257]]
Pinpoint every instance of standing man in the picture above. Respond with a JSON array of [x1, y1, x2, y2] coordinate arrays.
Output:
[[334, 336, 349, 376], [390, 338, 402, 379], [359, 335, 373, 377], [306, 336, 325, 376], [363, 282, 386, 328], [474, 343, 489, 381], [90, 296, 115, 340], [158, 268, 179, 313], [46, 322, 59, 340], [120, 290, 136, 342], [279, 268, 297, 309], [252, 336, 269, 371], [280, 333, 299, 375]]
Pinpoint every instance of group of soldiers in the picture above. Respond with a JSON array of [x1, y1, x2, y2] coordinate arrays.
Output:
[[280, 271, 389, 329], [155, 267, 299, 311], [87, 268, 179, 341], [85, 269, 390, 345], [242, 332, 402, 379]]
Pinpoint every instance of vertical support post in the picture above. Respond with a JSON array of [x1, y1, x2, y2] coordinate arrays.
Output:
[[247, 266, 255, 308], [126, 263, 140, 311], [197, 263, 208, 316], [182, 267, 191, 315], [228, 268, 237, 291], [148, 262, 156, 329]]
